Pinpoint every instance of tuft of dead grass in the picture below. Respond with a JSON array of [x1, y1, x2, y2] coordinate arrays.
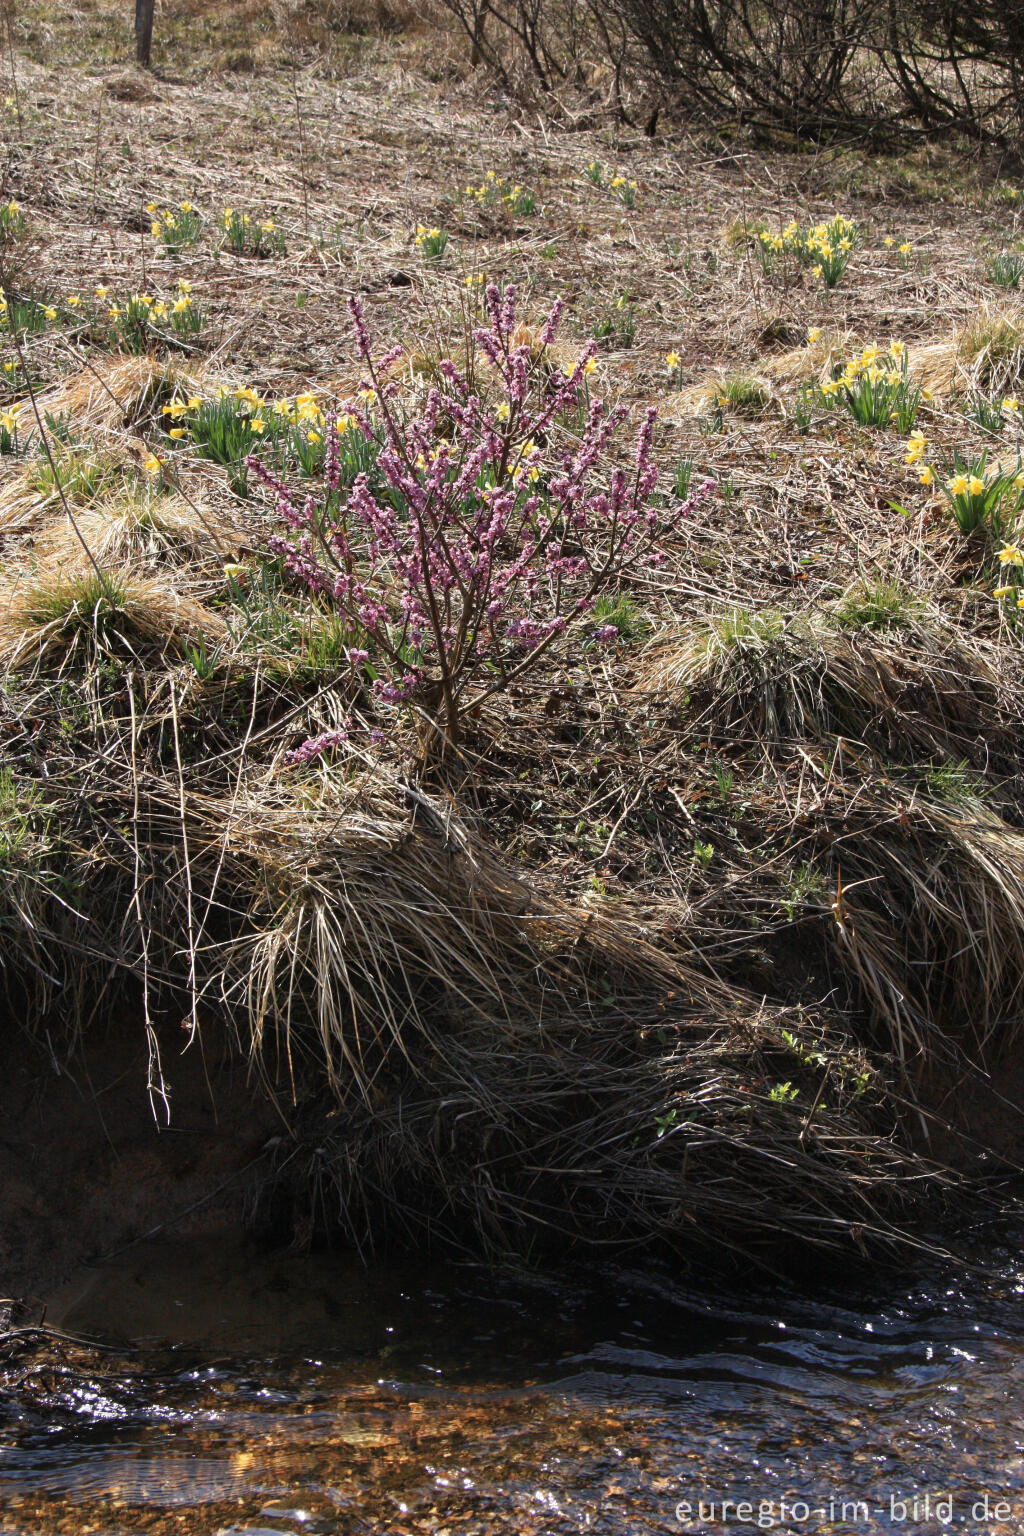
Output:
[[0, 567, 229, 668], [636, 608, 1007, 763]]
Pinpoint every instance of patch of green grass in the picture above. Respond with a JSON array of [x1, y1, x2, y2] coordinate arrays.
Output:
[[836, 579, 922, 632], [31, 444, 121, 503], [587, 592, 650, 647], [920, 760, 986, 806], [0, 766, 45, 866], [20, 570, 130, 642], [711, 374, 772, 416]]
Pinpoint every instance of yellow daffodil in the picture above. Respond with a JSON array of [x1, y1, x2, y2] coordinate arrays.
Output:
[[919, 465, 934, 486], [95, 285, 109, 299], [905, 430, 927, 465], [1004, 397, 1021, 414], [807, 328, 821, 343], [899, 242, 913, 254], [949, 474, 968, 496], [43, 306, 56, 321], [998, 545, 1024, 565], [968, 474, 986, 496], [665, 351, 681, 370], [168, 427, 186, 439], [994, 586, 1015, 599], [144, 453, 162, 475]]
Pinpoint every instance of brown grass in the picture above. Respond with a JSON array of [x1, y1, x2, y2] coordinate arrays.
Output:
[[0, 0, 1022, 1273]]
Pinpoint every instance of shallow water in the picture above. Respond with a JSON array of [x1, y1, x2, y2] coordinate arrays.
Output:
[[3, 1235, 1024, 1534]]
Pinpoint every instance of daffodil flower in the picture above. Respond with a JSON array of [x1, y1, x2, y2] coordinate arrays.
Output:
[[905, 430, 927, 465]]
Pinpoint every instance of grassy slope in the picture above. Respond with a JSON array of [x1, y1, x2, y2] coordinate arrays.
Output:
[[2, 0, 1024, 1276]]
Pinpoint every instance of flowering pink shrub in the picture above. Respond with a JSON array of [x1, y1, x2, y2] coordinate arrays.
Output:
[[249, 284, 713, 756]]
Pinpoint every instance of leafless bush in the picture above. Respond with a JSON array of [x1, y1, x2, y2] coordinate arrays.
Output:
[[436, 0, 1024, 141]]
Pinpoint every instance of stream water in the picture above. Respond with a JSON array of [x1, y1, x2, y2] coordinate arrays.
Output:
[[2, 1233, 1024, 1535]]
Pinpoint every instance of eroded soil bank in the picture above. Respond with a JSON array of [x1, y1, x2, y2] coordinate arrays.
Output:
[[0, 1014, 278, 1307], [2, 1009, 1023, 1307]]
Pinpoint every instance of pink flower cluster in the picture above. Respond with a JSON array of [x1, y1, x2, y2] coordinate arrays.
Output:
[[250, 284, 714, 748], [283, 725, 350, 767]]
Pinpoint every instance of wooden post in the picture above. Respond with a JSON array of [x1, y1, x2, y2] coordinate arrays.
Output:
[[135, 0, 154, 67]]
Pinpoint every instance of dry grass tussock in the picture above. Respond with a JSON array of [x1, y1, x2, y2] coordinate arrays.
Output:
[[637, 607, 1008, 762], [0, 567, 229, 667]]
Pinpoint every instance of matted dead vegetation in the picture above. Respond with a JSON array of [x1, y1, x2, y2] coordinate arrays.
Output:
[[2, 0, 1024, 1281]]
